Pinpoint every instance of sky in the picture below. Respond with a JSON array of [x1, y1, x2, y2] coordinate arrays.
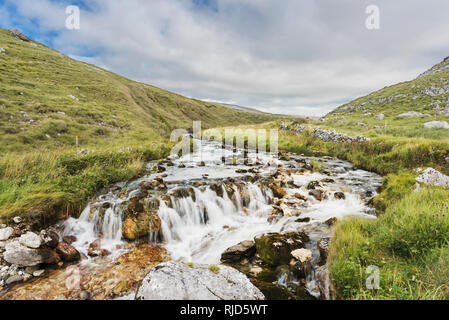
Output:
[[1, 0, 449, 116]]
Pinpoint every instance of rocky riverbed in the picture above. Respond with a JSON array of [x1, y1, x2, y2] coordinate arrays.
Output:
[[0, 138, 382, 300]]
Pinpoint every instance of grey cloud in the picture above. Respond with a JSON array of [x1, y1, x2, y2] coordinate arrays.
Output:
[[4, 0, 449, 115]]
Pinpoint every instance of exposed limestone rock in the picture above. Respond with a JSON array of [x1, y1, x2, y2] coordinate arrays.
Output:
[[135, 262, 265, 300], [416, 168, 449, 187]]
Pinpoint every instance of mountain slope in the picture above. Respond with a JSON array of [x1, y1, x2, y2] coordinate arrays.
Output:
[[0, 28, 276, 153], [324, 56, 449, 141]]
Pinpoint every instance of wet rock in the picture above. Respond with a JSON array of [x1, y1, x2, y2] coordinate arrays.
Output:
[[19, 231, 41, 249], [249, 279, 296, 300], [307, 181, 323, 190], [122, 210, 161, 241], [221, 240, 256, 263], [324, 217, 338, 226], [334, 192, 346, 200], [0, 227, 14, 241], [198, 161, 206, 167], [88, 239, 102, 257], [100, 249, 111, 257], [269, 184, 287, 198], [291, 248, 312, 263], [40, 230, 59, 248], [315, 266, 332, 300], [294, 193, 307, 201], [317, 238, 331, 263], [136, 261, 265, 300], [254, 232, 309, 267], [127, 195, 144, 214], [56, 242, 80, 262], [309, 189, 323, 201], [178, 163, 186, 168], [267, 215, 282, 224], [295, 217, 310, 223], [62, 235, 77, 244]]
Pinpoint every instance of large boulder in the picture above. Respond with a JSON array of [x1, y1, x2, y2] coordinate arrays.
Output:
[[3, 241, 61, 267], [135, 262, 265, 300], [254, 232, 309, 267]]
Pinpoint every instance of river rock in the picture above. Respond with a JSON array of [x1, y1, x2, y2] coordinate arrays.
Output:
[[269, 184, 287, 198], [0, 227, 14, 241], [3, 241, 60, 267], [40, 230, 59, 248], [290, 248, 312, 263], [317, 237, 331, 263], [254, 232, 309, 267], [19, 231, 41, 249], [56, 242, 80, 262], [334, 192, 346, 200], [221, 240, 256, 263], [135, 262, 265, 300], [5, 275, 24, 285], [122, 210, 161, 241], [315, 266, 332, 300], [309, 189, 323, 201], [423, 121, 449, 129]]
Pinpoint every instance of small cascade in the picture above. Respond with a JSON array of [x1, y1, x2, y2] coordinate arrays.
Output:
[[62, 195, 127, 257], [153, 183, 276, 263]]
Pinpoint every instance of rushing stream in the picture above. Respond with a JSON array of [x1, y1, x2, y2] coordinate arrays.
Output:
[[2, 138, 382, 299]]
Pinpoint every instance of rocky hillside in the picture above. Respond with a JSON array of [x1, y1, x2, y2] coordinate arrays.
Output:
[[0, 28, 276, 153], [324, 55, 449, 139]]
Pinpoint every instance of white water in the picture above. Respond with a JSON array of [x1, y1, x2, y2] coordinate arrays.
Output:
[[155, 183, 279, 263]]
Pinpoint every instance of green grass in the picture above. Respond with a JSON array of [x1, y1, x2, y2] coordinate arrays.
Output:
[[328, 187, 449, 300]]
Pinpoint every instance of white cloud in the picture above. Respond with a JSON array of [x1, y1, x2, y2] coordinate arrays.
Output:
[[3, 0, 449, 116]]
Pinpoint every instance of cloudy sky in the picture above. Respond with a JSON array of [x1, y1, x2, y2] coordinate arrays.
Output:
[[1, 0, 449, 116]]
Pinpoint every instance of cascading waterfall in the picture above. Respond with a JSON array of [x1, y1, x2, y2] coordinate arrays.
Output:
[[153, 183, 277, 264]]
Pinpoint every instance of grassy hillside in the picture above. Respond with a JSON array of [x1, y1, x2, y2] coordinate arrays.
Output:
[[0, 28, 274, 154], [0, 27, 279, 226], [320, 56, 449, 142]]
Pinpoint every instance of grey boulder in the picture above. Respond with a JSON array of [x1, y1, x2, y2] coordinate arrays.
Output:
[[136, 261, 265, 300]]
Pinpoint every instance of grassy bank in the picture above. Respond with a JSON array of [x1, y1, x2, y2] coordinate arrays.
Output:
[[0, 143, 171, 228]]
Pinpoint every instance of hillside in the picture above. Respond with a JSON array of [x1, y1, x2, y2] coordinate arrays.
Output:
[[323, 56, 449, 141], [0, 28, 276, 154]]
